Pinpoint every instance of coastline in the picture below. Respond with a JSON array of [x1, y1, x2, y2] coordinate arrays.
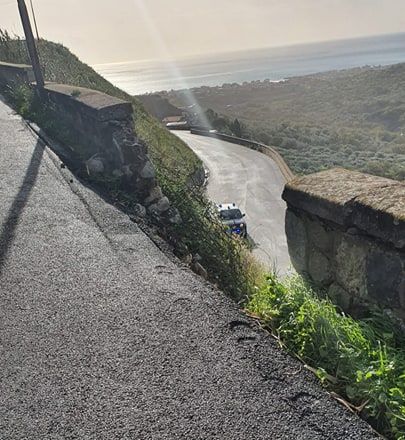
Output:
[[94, 33, 405, 95]]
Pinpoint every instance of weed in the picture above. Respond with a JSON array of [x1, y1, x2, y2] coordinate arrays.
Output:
[[247, 275, 405, 439]]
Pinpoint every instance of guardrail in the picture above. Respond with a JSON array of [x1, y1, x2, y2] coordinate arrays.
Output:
[[189, 128, 295, 182]]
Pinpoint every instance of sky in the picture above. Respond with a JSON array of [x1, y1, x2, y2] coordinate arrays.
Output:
[[1, 0, 404, 64]]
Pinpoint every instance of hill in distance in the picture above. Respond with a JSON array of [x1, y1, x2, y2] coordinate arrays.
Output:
[[165, 64, 405, 180]]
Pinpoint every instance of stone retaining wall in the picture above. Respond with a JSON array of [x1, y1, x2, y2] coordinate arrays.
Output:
[[41, 84, 178, 222], [0, 61, 34, 87], [0, 58, 180, 223], [43, 84, 154, 198], [282, 168, 404, 319]]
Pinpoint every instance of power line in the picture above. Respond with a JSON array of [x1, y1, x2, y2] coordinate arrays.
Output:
[[29, 0, 40, 40]]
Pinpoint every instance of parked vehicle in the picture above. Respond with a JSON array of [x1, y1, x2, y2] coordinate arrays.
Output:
[[217, 203, 247, 238]]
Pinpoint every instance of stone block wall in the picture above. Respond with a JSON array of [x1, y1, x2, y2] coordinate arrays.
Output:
[[43, 84, 156, 199], [0, 61, 179, 223], [0, 61, 34, 87], [282, 168, 404, 319], [41, 84, 178, 222]]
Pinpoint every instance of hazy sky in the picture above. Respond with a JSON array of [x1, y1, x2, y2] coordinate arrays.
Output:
[[2, 0, 404, 64]]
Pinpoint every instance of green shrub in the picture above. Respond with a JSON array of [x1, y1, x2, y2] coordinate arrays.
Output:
[[247, 275, 405, 439]]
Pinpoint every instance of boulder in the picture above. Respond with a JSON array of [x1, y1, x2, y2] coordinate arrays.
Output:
[[192, 261, 208, 279], [132, 203, 147, 218], [148, 196, 170, 215], [140, 161, 156, 179], [86, 156, 104, 175], [112, 168, 124, 178], [144, 186, 163, 206], [167, 208, 182, 225]]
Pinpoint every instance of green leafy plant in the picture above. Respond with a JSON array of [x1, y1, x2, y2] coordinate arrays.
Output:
[[247, 275, 405, 439]]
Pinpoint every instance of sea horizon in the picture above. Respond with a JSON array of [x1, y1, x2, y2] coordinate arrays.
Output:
[[93, 32, 405, 95]]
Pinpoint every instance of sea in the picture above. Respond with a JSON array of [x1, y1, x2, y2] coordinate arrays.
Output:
[[93, 33, 405, 95]]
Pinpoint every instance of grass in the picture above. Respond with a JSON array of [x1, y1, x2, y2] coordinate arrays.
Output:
[[247, 275, 405, 439], [159, 172, 266, 299]]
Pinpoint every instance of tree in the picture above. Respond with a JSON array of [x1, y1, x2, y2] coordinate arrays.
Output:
[[231, 118, 242, 137]]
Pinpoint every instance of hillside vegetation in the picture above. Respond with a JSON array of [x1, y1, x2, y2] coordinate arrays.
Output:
[[0, 30, 200, 183], [0, 31, 260, 300], [166, 66, 405, 180]]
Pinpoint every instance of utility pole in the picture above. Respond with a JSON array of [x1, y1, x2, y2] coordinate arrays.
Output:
[[17, 0, 44, 88]]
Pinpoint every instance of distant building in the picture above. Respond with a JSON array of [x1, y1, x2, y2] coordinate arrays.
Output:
[[162, 115, 189, 130], [162, 115, 185, 124], [137, 94, 185, 121]]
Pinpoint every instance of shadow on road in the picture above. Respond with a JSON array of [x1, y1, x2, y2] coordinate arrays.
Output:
[[0, 140, 45, 274]]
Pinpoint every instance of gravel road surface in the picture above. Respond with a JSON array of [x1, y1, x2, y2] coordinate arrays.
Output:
[[174, 131, 291, 274], [0, 99, 378, 439]]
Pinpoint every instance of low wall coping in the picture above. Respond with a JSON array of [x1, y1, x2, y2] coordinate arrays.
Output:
[[0, 61, 32, 70], [0, 61, 35, 84], [44, 83, 133, 122], [282, 168, 405, 249]]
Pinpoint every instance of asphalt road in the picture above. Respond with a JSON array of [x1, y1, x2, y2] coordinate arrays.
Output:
[[174, 131, 291, 274], [0, 98, 378, 439]]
